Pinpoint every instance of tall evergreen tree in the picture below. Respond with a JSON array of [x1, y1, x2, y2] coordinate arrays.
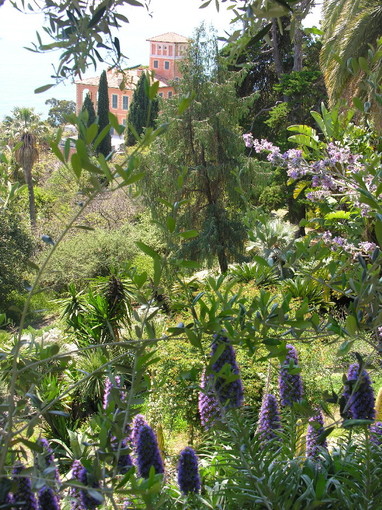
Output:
[[126, 72, 159, 146], [97, 70, 112, 157], [82, 94, 96, 126], [140, 27, 247, 273]]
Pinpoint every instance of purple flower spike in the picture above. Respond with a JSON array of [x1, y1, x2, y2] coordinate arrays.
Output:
[[37, 437, 60, 483], [210, 335, 243, 409], [38, 486, 60, 510], [279, 344, 303, 406], [370, 421, 382, 446], [103, 375, 126, 410], [12, 463, 38, 510], [130, 414, 148, 448], [257, 394, 281, 446], [136, 424, 164, 479], [79, 467, 101, 509], [306, 410, 327, 459], [177, 447, 201, 495], [69, 460, 83, 510], [198, 369, 221, 429], [343, 363, 375, 420]]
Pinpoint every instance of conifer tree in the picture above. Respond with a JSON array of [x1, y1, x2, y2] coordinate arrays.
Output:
[[82, 94, 96, 126], [97, 70, 112, 157], [126, 72, 159, 146]]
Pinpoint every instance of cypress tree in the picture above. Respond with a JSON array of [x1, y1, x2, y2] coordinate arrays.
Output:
[[126, 72, 159, 146], [97, 70, 112, 157], [82, 93, 96, 126]]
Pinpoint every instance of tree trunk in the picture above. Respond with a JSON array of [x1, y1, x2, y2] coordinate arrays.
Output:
[[293, 0, 314, 72], [24, 163, 37, 229], [271, 18, 284, 79]]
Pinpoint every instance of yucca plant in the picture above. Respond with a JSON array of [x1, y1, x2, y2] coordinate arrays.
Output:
[[15, 131, 39, 229], [228, 262, 279, 286]]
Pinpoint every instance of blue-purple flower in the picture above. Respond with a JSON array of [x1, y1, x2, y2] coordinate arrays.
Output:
[[36, 437, 60, 483], [12, 463, 38, 510], [38, 486, 60, 510], [370, 421, 382, 446], [306, 410, 327, 459], [342, 363, 375, 420], [79, 467, 101, 509], [198, 369, 221, 429], [257, 394, 281, 446], [177, 447, 201, 495], [130, 414, 148, 448], [136, 424, 164, 479], [116, 438, 133, 474], [69, 460, 83, 510], [210, 335, 243, 409], [279, 344, 303, 406], [103, 375, 126, 410]]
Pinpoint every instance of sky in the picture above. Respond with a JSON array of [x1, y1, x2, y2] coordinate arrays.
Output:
[[0, 0, 321, 121]]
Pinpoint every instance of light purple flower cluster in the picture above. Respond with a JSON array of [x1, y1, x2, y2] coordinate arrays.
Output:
[[79, 468, 101, 509], [321, 231, 377, 259], [198, 369, 221, 429], [210, 335, 244, 409], [370, 421, 382, 446], [69, 460, 83, 510], [342, 363, 375, 420], [257, 393, 281, 446], [37, 437, 60, 484], [306, 410, 327, 459], [12, 463, 38, 510], [279, 344, 303, 406], [177, 447, 201, 495], [136, 424, 165, 479], [103, 375, 126, 410], [116, 438, 133, 475]]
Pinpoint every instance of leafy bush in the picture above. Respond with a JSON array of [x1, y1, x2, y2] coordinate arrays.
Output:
[[228, 261, 279, 286], [0, 211, 34, 316]]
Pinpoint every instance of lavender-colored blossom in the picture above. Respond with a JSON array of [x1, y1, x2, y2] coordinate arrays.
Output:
[[306, 410, 327, 459], [123, 500, 134, 510], [177, 447, 201, 495], [130, 414, 148, 448], [342, 363, 375, 420], [243, 133, 254, 148], [69, 460, 83, 510], [210, 335, 243, 409], [370, 421, 382, 446], [136, 424, 164, 479], [37, 437, 60, 483], [12, 463, 38, 510], [257, 394, 281, 446], [198, 369, 221, 428], [279, 344, 303, 406], [38, 486, 60, 510], [79, 468, 101, 509], [103, 375, 126, 410]]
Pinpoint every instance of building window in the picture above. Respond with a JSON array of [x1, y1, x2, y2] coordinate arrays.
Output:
[[153, 60, 159, 69], [122, 118, 127, 126], [159, 92, 163, 97], [157, 45, 162, 55], [164, 61, 170, 70], [112, 94, 118, 109], [123, 96, 128, 110], [168, 91, 173, 98]]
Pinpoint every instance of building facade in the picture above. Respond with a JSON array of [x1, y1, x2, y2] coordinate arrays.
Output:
[[75, 32, 189, 126]]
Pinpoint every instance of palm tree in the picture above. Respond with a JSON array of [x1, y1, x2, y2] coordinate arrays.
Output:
[[320, 0, 382, 114], [15, 133, 38, 229]]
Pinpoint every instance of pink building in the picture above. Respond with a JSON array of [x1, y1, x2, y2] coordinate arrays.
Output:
[[75, 32, 189, 126]]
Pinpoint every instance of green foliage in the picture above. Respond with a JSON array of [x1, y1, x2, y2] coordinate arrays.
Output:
[[81, 94, 97, 129], [228, 261, 278, 286], [40, 217, 164, 291], [126, 72, 159, 146], [97, 70, 112, 158], [45, 98, 76, 127], [0, 210, 35, 315]]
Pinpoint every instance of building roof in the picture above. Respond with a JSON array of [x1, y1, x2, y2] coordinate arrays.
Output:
[[75, 68, 170, 89], [147, 32, 189, 43]]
